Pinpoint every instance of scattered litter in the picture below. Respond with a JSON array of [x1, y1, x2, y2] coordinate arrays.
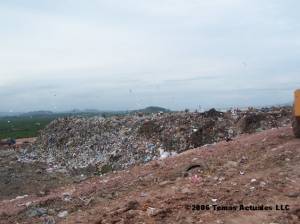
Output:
[[211, 198, 218, 205], [43, 216, 56, 224], [79, 197, 94, 206], [218, 177, 225, 182], [190, 175, 201, 184], [62, 192, 72, 202], [27, 207, 47, 217], [16, 194, 28, 200], [140, 192, 148, 197], [146, 207, 156, 216], [260, 181, 267, 187], [10, 194, 29, 202], [57, 210, 68, 218]]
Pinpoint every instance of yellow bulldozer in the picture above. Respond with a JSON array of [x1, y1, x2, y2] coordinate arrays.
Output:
[[293, 89, 300, 138]]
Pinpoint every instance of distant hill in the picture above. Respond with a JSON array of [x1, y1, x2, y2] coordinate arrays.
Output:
[[20, 111, 54, 117], [132, 106, 171, 114], [0, 106, 171, 119], [83, 109, 102, 113]]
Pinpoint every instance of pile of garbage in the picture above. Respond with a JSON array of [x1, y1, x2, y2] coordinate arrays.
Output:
[[19, 106, 291, 173]]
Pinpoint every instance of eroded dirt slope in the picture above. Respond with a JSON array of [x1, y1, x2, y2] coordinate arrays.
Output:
[[1, 126, 300, 224]]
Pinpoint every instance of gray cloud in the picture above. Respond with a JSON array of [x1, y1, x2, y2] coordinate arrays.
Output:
[[0, 0, 299, 111], [163, 75, 221, 84]]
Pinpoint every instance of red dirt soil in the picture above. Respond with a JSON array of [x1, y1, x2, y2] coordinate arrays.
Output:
[[1, 126, 299, 224]]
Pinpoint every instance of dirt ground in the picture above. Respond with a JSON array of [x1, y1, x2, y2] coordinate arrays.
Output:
[[0, 147, 73, 201], [0, 126, 299, 224]]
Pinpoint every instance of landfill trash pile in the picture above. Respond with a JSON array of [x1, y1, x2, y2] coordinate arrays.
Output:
[[19, 106, 292, 173]]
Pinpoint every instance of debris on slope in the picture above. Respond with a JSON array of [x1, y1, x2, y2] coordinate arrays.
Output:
[[19, 107, 291, 173]]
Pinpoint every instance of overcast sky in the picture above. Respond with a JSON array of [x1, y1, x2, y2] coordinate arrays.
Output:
[[1, 0, 300, 112]]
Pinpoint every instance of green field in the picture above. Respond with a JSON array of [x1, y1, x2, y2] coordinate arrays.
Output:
[[0, 116, 56, 139]]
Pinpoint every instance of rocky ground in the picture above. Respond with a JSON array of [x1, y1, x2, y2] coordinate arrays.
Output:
[[0, 107, 299, 223]]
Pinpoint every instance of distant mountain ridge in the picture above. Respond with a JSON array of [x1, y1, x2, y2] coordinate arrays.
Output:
[[20, 111, 54, 117], [0, 106, 171, 118], [132, 106, 171, 114]]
